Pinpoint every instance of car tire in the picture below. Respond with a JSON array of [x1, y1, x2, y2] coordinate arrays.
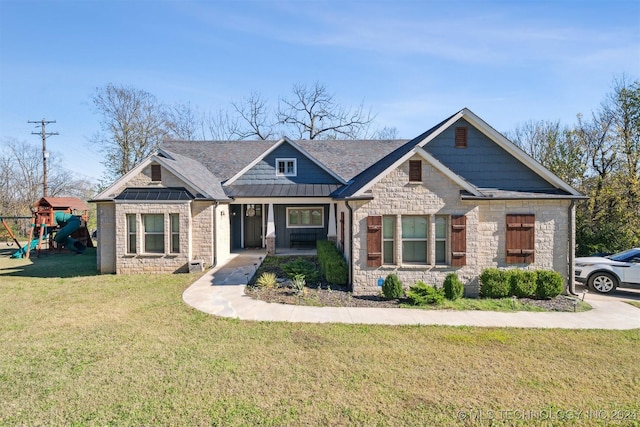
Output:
[[588, 272, 617, 294]]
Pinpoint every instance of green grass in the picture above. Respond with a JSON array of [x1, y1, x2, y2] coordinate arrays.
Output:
[[627, 301, 640, 309], [1, 248, 639, 425]]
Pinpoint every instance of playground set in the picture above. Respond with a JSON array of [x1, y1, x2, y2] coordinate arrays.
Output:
[[1, 197, 93, 259]]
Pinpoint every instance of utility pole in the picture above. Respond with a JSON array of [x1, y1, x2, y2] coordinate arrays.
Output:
[[28, 119, 58, 197]]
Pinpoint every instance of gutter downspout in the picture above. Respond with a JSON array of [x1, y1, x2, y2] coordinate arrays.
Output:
[[346, 200, 354, 292], [213, 201, 219, 268], [567, 200, 577, 296]]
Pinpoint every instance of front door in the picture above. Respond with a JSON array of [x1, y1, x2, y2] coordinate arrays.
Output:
[[244, 204, 262, 248]]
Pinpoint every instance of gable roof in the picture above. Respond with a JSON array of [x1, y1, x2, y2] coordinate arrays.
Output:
[[224, 137, 346, 185], [159, 139, 407, 182], [333, 113, 456, 199], [94, 108, 584, 204], [335, 108, 585, 200], [92, 149, 230, 202]]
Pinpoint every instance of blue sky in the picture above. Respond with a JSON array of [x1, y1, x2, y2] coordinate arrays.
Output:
[[1, 0, 638, 182]]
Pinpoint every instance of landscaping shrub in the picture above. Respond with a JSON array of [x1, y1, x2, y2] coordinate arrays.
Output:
[[407, 281, 444, 306], [290, 274, 306, 296], [443, 273, 464, 300], [316, 240, 348, 285], [509, 269, 537, 298], [479, 268, 510, 298], [256, 272, 277, 288], [382, 274, 403, 299], [282, 258, 319, 283], [536, 270, 564, 299]]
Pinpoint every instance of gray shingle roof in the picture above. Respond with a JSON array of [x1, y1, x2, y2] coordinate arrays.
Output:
[[159, 139, 407, 182], [158, 148, 230, 200]]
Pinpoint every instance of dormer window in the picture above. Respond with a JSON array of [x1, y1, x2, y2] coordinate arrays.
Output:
[[276, 158, 297, 176]]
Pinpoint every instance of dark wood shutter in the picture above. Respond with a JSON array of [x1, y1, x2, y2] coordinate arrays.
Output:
[[506, 214, 535, 264], [451, 215, 467, 266], [151, 164, 162, 182], [409, 160, 422, 182], [455, 127, 468, 148], [367, 216, 382, 267]]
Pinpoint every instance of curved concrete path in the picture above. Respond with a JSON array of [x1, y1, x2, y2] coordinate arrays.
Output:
[[183, 251, 640, 329]]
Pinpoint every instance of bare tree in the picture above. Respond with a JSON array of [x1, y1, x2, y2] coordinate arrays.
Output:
[[203, 109, 242, 140], [165, 102, 202, 141], [232, 92, 276, 140], [276, 82, 375, 140], [90, 83, 168, 180], [0, 137, 96, 223]]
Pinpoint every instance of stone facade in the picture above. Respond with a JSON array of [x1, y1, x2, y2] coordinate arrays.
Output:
[[349, 155, 572, 295], [94, 163, 227, 274], [96, 202, 116, 274]]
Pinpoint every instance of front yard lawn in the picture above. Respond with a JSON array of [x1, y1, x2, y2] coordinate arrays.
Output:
[[1, 249, 637, 425]]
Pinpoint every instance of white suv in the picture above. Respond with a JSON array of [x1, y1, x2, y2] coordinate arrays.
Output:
[[575, 248, 640, 293]]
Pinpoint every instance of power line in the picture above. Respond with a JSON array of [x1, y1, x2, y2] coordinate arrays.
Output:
[[28, 119, 58, 197]]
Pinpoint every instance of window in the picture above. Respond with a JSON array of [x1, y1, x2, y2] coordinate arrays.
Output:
[[276, 158, 297, 176], [506, 214, 535, 264], [143, 214, 164, 253], [383, 216, 395, 264], [126, 214, 137, 254], [409, 160, 422, 182], [435, 216, 447, 264], [287, 207, 323, 228], [455, 127, 468, 148], [151, 164, 162, 181], [367, 214, 467, 267], [402, 216, 428, 264], [170, 214, 179, 253]]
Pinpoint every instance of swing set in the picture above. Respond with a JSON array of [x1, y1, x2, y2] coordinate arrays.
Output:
[[1, 197, 93, 259]]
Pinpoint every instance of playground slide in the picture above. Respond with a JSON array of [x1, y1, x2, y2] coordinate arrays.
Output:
[[11, 236, 46, 259], [54, 212, 87, 254], [10, 212, 86, 258]]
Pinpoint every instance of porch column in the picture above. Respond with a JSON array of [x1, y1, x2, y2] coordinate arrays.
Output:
[[266, 203, 276, 255], [327, 202, 337, 243]]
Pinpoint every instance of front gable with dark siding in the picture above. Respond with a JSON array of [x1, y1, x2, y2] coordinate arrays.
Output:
[[230, 140, 343, 186], [424, 118, 557, 192]]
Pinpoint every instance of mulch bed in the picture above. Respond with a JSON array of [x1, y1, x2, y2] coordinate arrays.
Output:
[[244, 283, 582, 311], [246, 255, 581, 311]]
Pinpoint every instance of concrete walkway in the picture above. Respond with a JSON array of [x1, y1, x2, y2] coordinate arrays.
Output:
[[182, 251, 640, 329]]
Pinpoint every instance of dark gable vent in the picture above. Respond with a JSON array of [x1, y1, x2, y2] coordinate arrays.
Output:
[[151, 164, 162, 182], [455, 127, 468, 148], [409, 160, 422, 182]]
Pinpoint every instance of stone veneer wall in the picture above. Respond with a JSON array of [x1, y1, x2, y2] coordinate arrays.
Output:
[[350, 155, 571, 296], [96, 202, 116, 273], [114, 202, 192, 274], [191, 201, 214, 266]]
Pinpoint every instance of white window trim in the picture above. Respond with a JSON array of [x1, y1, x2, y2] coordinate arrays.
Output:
[[170, 213, 180, 254], [381, 214, 453, 267], [382, 215, 396, 265], [286, 206, 324, 228], [435, 215, 448, 265], [276, 158, 297, 176], [142, 213, 165, 254], [126, 214, 137, 254]]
